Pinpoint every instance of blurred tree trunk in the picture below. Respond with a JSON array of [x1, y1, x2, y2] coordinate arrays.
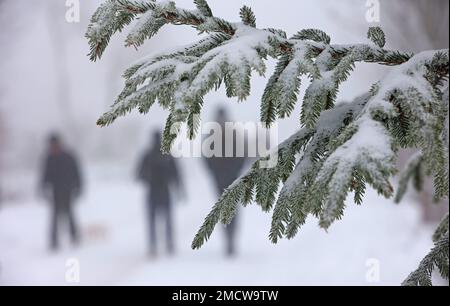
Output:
[[382, 0, 449, 52], [45, 1, 80, 142], [0, 0, 6, 205], [0, 86, 6, 205], [46, 2, 73, 119], [0, 109, 4, 205]]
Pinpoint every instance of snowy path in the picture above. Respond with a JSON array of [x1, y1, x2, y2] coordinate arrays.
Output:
[[0, 159, 434, 285]]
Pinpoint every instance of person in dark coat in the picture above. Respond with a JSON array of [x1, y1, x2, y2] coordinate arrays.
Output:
[[40, 134, 82, 251], [204, 108, 247, 257], [137, 131, 183, 257]]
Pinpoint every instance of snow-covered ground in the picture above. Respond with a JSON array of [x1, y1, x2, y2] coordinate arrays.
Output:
[[0, 159, 436, 286]]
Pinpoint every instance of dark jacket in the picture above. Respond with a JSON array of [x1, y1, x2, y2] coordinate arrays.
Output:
[[41, 151, 82, 201], [205, 155, 246, 193], [137, 148, 181, 206], [204, 120, 247, 193]]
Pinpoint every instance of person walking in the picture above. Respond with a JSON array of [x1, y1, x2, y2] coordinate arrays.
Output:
[[40, 133, 83, 251], [137, 131, 184, 258]]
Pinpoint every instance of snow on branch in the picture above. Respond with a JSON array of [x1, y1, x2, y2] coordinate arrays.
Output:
[[87, 0, 413, 148], [87, 0, 449, 286], [192, 50, 448, 268]]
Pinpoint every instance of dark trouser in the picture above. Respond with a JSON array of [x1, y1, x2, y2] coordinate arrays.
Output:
[[50, 191, 79, 250], [146, 200, 174, 255]]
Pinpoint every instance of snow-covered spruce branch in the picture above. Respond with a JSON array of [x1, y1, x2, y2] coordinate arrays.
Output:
[[87, 0, 449, 286], [86, 0, 412, 137], [403, 219, 449, 286]]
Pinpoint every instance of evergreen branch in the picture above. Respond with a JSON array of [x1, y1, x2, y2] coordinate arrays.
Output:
[[116, 0, 233, 35], [395, 152, 424, 203], [292, 28, 331, 44], [89, 1, 413, 131], [367, 26, 386, 48], [125, 11, 167, 48], [271, 96, 369, 241], [261, 54, 290, 126], [193, 128, 314, 248], [86, 0, 236, 62], [161, 111, 183, 153], [186, 97, 203, 140], [193, 0, 212, 17], [192, 176, 248, 249], [88, 0, 449, 286], [433, 214, 449, 243], [86, 0, 138, 61], [402, 231, 449, 286], [239, 5, 256, 28]]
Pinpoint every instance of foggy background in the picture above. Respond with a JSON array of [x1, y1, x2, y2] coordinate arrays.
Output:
[[0, 0, 448, 285]]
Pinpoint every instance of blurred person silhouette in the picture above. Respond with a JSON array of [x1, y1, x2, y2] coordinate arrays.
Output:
[[137, 131, 184, 258], [40, 133, 82, 251], [204, 107, 247, 257]]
